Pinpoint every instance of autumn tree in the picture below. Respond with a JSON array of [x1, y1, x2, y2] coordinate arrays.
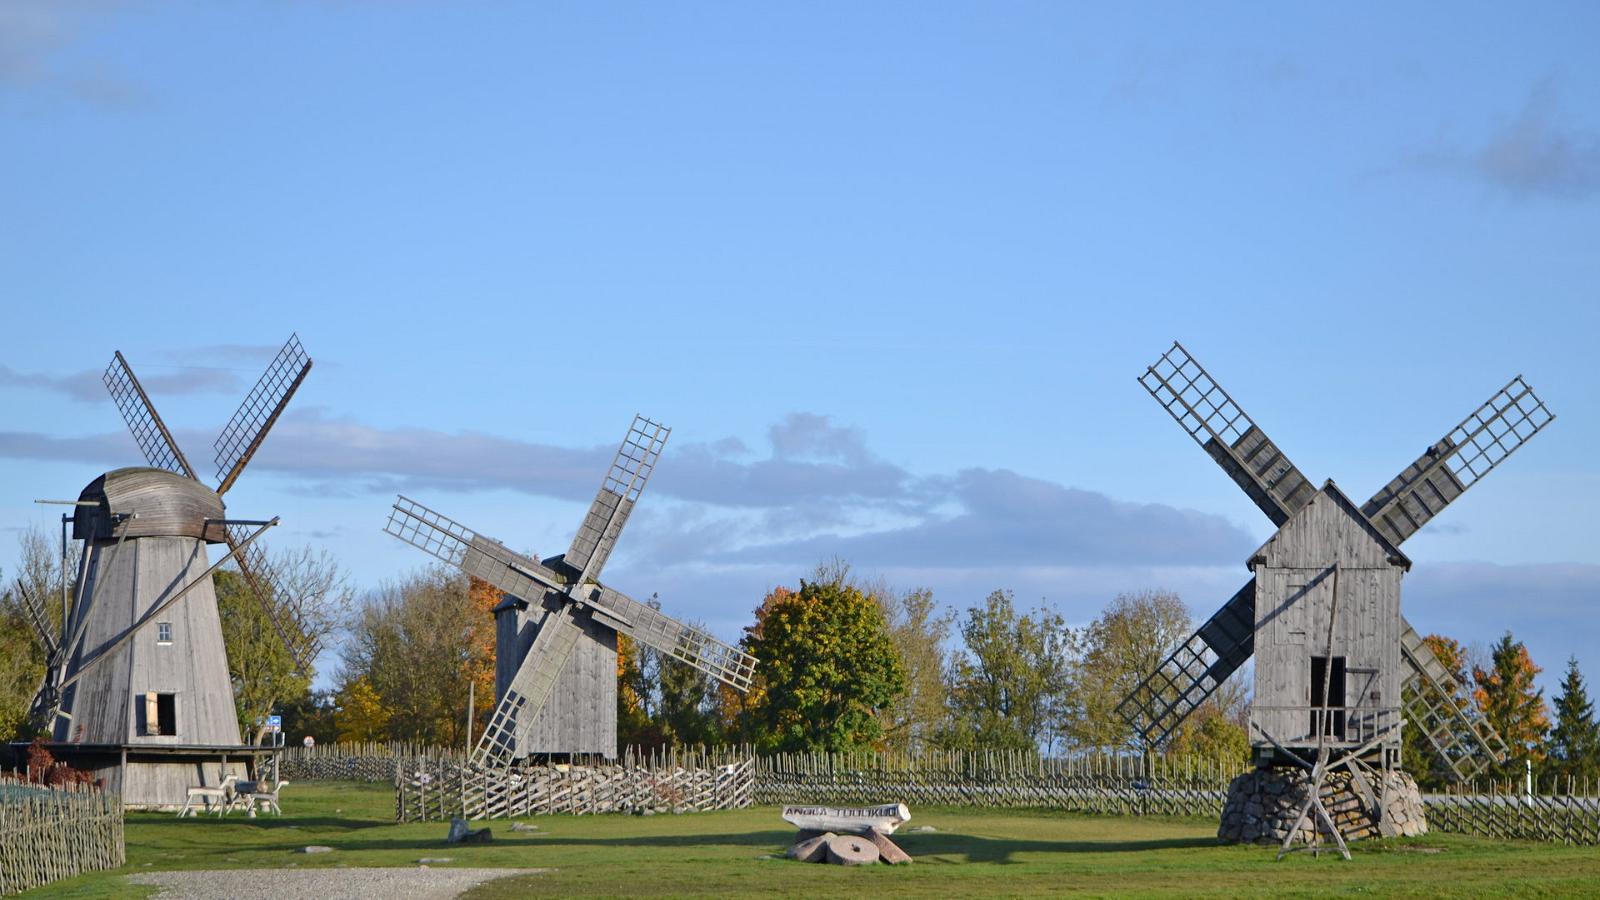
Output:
[[337, 567, 494, 744], [1546, 657, 1600, 784], [739, 579, 906, 751], [940, 590, 1073, 752], [1067, 590, 1194, 752], [871, 586, 952, 753], [1473, 631, 1550, 772]]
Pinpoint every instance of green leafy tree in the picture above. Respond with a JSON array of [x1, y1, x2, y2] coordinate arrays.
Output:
[[1473, 631, 1550, 773], [217, 546, 353, 743], [940, 590, 1073, 752], [0, 527, 78, 740], [1067, 590, 1192, 752], [740, 578, 907, 751], [872, 585, 952, 753], [338, 566, 492, 745], [1546, 656, 1600, 784]]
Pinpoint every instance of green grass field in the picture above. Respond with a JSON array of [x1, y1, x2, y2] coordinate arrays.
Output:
[[27, 781, 1600, 898]]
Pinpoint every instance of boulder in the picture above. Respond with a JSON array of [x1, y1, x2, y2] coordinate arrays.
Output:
[[447, 817, 493, 844]]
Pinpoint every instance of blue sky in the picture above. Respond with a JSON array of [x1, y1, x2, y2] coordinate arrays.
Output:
[[2, 2, 1597, 695]]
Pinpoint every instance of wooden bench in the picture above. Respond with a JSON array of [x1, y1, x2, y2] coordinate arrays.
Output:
[[177, 774, 239, 818]]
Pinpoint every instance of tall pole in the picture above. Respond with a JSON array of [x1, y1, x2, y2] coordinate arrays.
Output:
[[466, 680, 475, 755]]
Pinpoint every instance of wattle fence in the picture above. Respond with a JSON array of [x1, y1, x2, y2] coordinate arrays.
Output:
[[395, 745, 754, 821], [0, 775, 124, 896], [754, 749, 1248, 818], [278, 741, 1600, 845]]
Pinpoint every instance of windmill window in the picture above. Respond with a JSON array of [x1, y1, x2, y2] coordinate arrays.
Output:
[[135, 691, 178, 737], [157, 622, 172, 644]]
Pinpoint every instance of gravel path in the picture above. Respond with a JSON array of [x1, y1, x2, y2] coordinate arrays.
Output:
[[124, 867, 544, 899]]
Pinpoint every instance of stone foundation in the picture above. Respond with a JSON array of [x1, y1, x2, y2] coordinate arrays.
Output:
[[1218, 766, 1427, 844]]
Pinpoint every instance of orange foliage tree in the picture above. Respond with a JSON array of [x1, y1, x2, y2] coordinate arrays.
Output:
[[1474, 631, 1551, 771]]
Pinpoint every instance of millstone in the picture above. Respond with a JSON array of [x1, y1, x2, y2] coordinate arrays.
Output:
[[788, 831, 835, 863], [826, 834, 880, 866], [865, 831, 913, 865]]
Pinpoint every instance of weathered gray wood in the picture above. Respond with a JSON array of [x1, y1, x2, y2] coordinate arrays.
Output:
[[0, 778, 125, 895], [782, 803, 910, 834], [1250, 484, 1404, 757]]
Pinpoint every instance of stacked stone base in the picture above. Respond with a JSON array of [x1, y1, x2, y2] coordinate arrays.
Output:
[[1218, 766, 1427, 844]]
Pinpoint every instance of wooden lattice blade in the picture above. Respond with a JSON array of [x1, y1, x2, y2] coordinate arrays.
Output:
[[1399, 619, 1510, 782], [102, 351, 196, 479], [214, 333, 312, 495], [1362, 376, 1554, 547], [1139, 342, 1316, 526], [471, 602, 587, 768], [564, 415, 669, 580], [589, 585, 756, 693], [224, 524, 319, 674], [1116, 579, 1257, 747]]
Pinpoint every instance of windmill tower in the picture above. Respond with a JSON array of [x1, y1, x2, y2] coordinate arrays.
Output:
[[28, 335, 314, 807], [1116, 343, 1554, 844], [384, 415, 757, 765]]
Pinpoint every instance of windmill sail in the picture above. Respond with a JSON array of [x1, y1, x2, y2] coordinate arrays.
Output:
[[1399, 623, 1510, 781], [564, 415, 669, 579], [103, 352, 196, 479], [15, 580, 59, 659], [214, 333, 313, 495], [473, 602, 589, 768], [386, 496, 755, 692], [1116, 580, 1256, 747], [1362, 376, 1554, 547], [591, 586, 756, 692], [224, 524, 320, 673], [1139, 342, 1315, 525]]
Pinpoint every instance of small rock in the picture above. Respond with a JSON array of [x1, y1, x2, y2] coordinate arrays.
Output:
[[907, 825, 937, 833], [511, 822, 540, 833], [299, 846, 335, 854], [446, 818, 493, 844], [418, 857, 454, 864]]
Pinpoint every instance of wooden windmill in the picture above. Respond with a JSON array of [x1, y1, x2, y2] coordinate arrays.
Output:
[[1117, 342, 1554, 783], [26, 335, 314, 806], [384, 415, 756, 766]]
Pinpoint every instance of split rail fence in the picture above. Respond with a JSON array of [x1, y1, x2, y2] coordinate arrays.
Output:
[[281, 741, 1600, 845], [1425, 779, 1600, 846], [756, 749, 1249, 817], [0, 775, 124, 896], [395, 746, 755, 822], [280, 741, 458, 783]]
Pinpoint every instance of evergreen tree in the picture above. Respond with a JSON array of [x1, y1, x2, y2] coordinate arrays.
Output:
[[1547, 656, 1600, 784]]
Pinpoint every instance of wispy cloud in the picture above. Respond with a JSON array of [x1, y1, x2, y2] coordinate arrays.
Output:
[[0, 363, 241, 402], [0, 0, 146, 109], [1405, 79, 1600, 201]]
